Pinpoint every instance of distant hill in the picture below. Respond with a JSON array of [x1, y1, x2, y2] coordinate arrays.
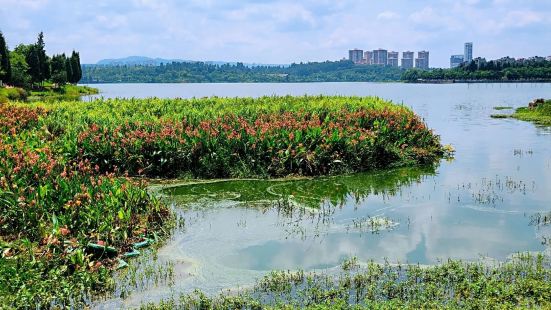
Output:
[[92, 56, 284, 67]]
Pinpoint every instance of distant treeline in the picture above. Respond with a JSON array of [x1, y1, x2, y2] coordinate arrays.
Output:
[[80, 60, 405, 83], [0, 31, 82, 88], [402, 57, 551, 82]]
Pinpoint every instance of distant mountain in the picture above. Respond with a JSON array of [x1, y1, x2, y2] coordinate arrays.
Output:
[[91, 56, 285, 67]]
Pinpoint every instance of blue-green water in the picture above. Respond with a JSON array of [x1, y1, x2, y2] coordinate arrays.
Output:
[[91, 82, 551, 308]]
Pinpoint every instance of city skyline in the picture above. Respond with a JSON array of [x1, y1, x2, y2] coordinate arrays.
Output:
[[1, 1, 550, 67]]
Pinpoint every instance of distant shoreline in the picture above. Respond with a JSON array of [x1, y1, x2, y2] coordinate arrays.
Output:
[[406, 79, 551, 84], [81, 80, 551, 85]]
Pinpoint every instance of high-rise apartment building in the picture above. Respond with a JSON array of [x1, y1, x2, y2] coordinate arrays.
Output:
[[464, 42, 473, 62], [415, 51, 429, 69], [364, 51, 373, 64], [372, 49, 388, 65], [387, 51, 399, 67], [450, 55, 464, 68], [401, 51, 414, 69], [349, 49, 364, 64]]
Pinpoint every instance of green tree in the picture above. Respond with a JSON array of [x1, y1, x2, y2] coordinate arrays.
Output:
[[69, 51, 82, 83], [9, 49, 31, 87], [51, 53, 67, 86], [36, 32, 50, 83], [0, 31, 11, 84], [25, 45, 41, 86], [65, 57, 73, 86]]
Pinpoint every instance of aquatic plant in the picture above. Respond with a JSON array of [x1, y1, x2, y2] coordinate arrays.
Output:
[[0, 104, 171, 308], [31, 96, 445, 178], [138, 253, 551, 309]]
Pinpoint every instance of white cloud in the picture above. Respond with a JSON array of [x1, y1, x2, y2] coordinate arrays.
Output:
[[377, 11, 401, 21]]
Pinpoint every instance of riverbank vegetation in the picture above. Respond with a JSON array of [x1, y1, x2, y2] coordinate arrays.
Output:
[[140, 254, 551, 309], [0, 104, 172, 308], [81, 60, 404, 83], [402, 56, 551, 82], [512, 99, 551, 125]]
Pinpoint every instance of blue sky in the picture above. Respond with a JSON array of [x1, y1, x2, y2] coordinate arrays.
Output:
[[1, 0, 550, 67]]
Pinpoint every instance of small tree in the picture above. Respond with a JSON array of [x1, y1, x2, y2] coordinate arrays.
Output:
[[9, 50, 30, 87]]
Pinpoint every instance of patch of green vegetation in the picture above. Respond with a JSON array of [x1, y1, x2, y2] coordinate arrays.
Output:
[[493, 106, 513, 110], [138, 253, 551, 309], [0, 87, 28, 103], [512, 100, 551, 125], [27, 84, 98, 102], [0, 104, 171, 308], [490, 114, 509, 119], [29, 96, 446, 178]]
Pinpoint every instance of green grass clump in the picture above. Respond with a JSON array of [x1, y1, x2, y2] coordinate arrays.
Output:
[[0, 87, 28, 103], [31, 96, 446, 178], [512, 99, 551, 125], [493, 106, 513, 110], [139, 254, 551, 309], [490, 114, 509, 119]]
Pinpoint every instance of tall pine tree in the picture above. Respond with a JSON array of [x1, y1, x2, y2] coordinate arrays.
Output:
[[0, 31, 11, 84], [70, 51, 82, 84], [65, 57, 73, 86], [36, 32, 50, 85], [26, 45, 41, 86]]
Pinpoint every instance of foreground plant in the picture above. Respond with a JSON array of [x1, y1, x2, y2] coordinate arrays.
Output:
[[139, 254, 551, 309], [0, 105, 171, 308]]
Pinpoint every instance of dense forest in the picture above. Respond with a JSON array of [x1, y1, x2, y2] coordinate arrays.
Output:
[[0, 31, 82, 88], [402, 57, 551, 82], [80, 60, 405, 83]]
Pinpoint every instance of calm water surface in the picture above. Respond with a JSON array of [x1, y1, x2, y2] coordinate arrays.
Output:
[[90, 82, 551, 308]]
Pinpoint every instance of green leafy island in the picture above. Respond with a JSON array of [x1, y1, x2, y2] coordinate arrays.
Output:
[[493, 106, 513, 110], [490, 114, 509, 119], [512, 99, 551, 125]]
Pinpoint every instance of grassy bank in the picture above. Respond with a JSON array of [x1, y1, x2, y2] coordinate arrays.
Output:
[[139, 254, 551, 309], [31, 96, 446, 178], [0, 84, 98, 103], [512, 99, 551, 125]]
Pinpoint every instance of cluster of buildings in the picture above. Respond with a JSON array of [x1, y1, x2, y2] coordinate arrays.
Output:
[[450, 42, 473, 68], [348, 49, 430, 69]]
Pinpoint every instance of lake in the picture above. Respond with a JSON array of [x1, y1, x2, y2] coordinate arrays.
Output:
[[88, 82, 551, 308]]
